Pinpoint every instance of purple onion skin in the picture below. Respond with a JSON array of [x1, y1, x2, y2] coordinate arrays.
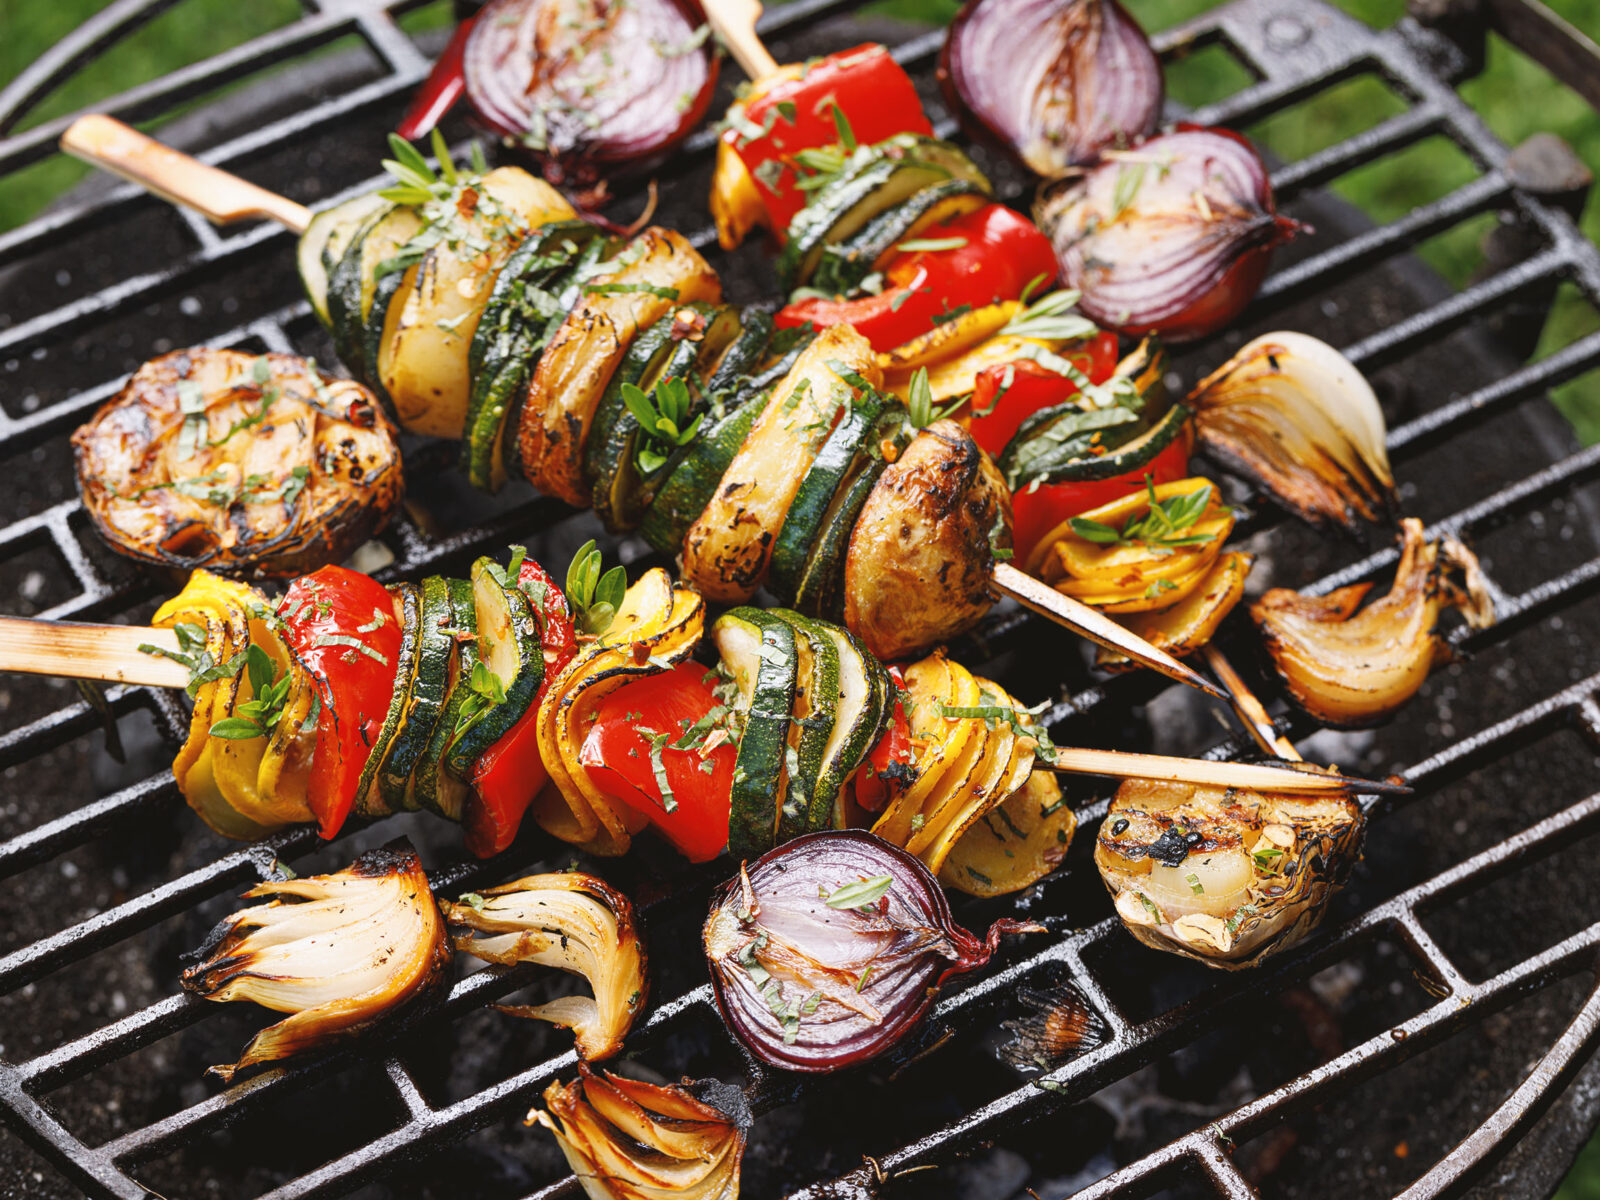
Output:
[[1034, 124, 1306, 342], [939, 0, 1162, 177], [703, 830, 1041, 1073], [464, 0, 718, 186]]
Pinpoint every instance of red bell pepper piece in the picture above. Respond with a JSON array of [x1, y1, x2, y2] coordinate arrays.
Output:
[[852, 671, 915, 815], [580, 661, 737, 863], [464, 558, 578, 858], [396, 15, 477, 140], [277, 567, 404, 839], [729, 43, 931, 237], [773, 203, 1057, 351], [965, 335, 1120, 460]]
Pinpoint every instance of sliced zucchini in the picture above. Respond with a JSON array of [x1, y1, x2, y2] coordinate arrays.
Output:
[[777, 138, 989, 292], [586, 303, 714, 534], [790, 408, 911, 619], [299, 193, 390, 327], [444, 557, 544, 778], [380, 574, 456, 812], [808, 621, 891, 829], [811, 179, 989, 296], [713, 607, 798, 860], [767, 610, 840, 843], [768, 390, 890, 605], [701, 307, 773, 400], [352, 583, 421, 818], [639, 386, 775, 557], [324, 203, 396, 383], [412, 576, 479, 820], [1002, 400, 1192, 488]]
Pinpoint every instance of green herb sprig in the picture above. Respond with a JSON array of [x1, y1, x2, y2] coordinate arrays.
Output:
[[1068, 477, 1218, 551], [208, 644, 292, 740], [566, 540, 627, 637], [1001, 290, 1098, 343], [623, 376, 704, 473], [822, 874, 892, 910]]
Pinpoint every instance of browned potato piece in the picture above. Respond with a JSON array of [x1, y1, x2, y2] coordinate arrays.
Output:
[[843, 419, 1010, 661], [73, 348, 402, 579], [520, 227, 721, 505]]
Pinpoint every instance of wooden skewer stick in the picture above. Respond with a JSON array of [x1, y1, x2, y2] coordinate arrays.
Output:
[[1202, 644, 1301, 761], [992, 562, 1225, 701], [61, 114, 311, 233], [1047, 746, 1404, 796], [699, 0, 781, 80], [0, 616, 188, 689]]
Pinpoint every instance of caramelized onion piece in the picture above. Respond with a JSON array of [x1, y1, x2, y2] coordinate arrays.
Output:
[[1034, 127, 1304, 341], [464, 0, 717, 187], [1252, 518, 1493, 727], [530, 1065, 749, 1200], [1190, 331, 1397, 532], [1096, 774, 1364, 967], [446, 872, 647, 1060], [180, 840, 449, 1081], [940, 0, 1162, 175], [73, 349, 402, 580], [704, 830, 1040, 1072]]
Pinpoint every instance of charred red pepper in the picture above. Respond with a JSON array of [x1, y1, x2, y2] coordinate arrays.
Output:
[[729, 44, 932, 236], [396, 16, 477, 140], [774, 203, 1057, 351], [277, 567, 404, 839], [852, 670, 915, 815], [464, 558, 578, 858], [965, 336, 1120, 459], [580, 661, 737, 863]]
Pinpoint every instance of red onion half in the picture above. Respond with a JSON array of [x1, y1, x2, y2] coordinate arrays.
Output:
[[703, 830, 1041, 1072], [464, 0, 718, 186], [940, 0, 1162, 176], [1034, 125, 1306, 342]]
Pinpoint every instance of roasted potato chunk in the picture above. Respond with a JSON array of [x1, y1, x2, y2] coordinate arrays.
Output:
[[73, 348, 402, 580], [1096, 775, 1364, 968], [843, 420, 1010, 661]]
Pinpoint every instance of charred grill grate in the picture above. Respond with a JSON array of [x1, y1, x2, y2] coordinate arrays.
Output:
[[2, 0, 1600, 1196]]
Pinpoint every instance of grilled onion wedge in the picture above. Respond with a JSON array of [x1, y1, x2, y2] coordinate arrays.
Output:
[[1096, 773, 1363, 968], [446, 872, 647, 1061], [180, 840, 450, 1081], [531, 1065, 748, 1200], [73, 349, 402, 579], [1252, 518, 1494, 726]]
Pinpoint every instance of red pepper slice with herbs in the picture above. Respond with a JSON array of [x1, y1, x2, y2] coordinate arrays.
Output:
[[464, 558, 579, 858], [395, 15, 477, 140], [964, 335, 1120, 459], [580, 661, 738, 863], [277, 566, 404, 839], [853, 670, 916, 815], [730, 43, 932, 236], [993, 349, 1193, 565], [774, 203, 1057, 351]]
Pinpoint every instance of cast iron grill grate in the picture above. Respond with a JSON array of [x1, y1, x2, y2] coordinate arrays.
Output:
[[2, 0, 1600, 1196]]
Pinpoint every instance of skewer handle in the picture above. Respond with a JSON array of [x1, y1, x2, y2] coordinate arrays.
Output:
[[61, 114, 311, 234], [699, 0, 781, 80], [0, 617, 189, 689], [990, 562, 1226, 701], [1048, 746, 1404, 795], [1202, 645, 1301, 761]]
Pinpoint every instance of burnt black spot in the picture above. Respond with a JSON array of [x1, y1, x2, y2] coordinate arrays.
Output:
[[1148, 825, 1193, 868], [1110, 818, 1130, 836]]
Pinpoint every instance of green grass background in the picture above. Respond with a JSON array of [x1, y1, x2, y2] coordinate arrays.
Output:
[[4, 0, 1600, 1186]]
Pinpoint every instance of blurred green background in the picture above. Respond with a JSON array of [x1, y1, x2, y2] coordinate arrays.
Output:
[[3, 0, 1600, 1190]]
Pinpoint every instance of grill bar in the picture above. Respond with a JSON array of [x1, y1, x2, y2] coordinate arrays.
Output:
[[3, 0, 1600, 1194]]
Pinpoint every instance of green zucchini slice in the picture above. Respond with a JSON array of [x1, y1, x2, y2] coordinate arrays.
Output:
[[767, 609, 841, 842], [811, 178, 989, 296], [411, 576, 479, 820], [808, 621, 891, 830], [351, 582, 421, 819], [443, 556, 545, 780], [299, 193, 390, 327], [713, 607, 799, 860], [380, 574, 456, 812]]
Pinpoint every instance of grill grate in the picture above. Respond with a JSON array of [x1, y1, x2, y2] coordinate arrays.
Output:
[[3, 0, 1600, 1196]]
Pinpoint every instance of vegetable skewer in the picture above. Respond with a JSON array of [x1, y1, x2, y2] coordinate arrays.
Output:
[[59, 115, 1223, 698]]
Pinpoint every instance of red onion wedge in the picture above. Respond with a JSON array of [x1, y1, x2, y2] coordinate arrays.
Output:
[[703, 830, 1042, 1072], [1034, 125, 1306, 341], [940, 0, 1162, 176], [464, 0, 718, 187]]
